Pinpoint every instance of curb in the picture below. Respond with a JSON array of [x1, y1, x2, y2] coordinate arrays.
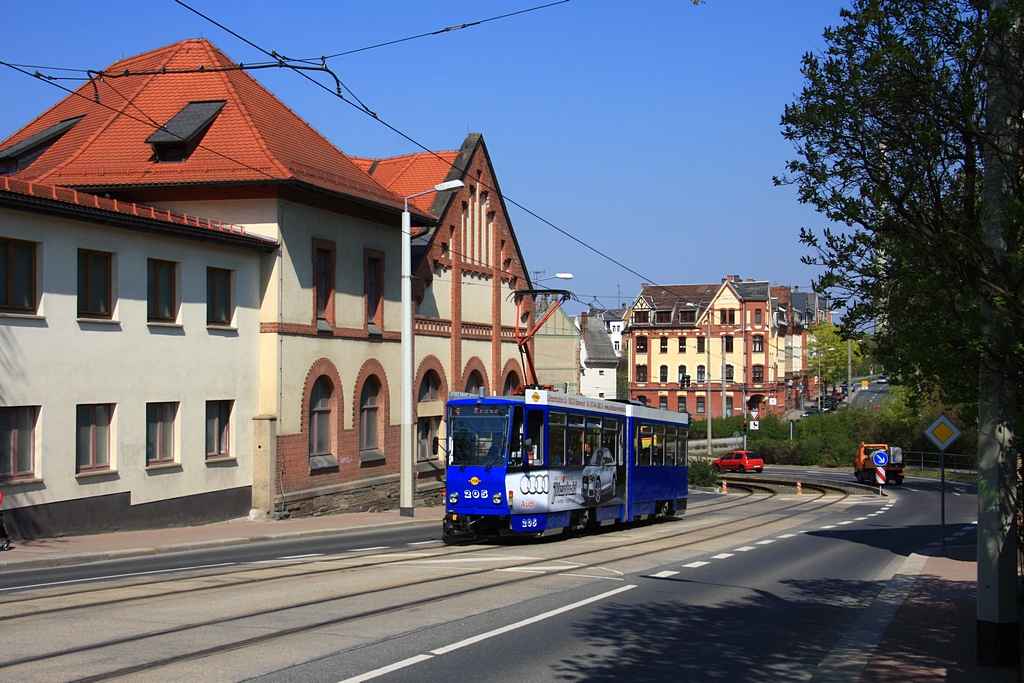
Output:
[[0, 516, 441, 573]]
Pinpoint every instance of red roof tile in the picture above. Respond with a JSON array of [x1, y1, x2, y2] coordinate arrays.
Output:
[[353, 151, 459, 215], [0, 39, 414, 214], [0, 175, 277, 248]]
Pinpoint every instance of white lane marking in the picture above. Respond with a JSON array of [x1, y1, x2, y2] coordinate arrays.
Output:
[[953, 492, 962, 497], [563, 574, 624, 581], [838, 521, 855, 525], [0, 562, 238, 593], [429, 585, 637, 656], [734, 546, 756, 552], [855, 517, 868, 521], [339, 654, 434, 683], [867, 514, 879, 517], [497, 568, 547, 574], [756, 540, 775, 545], [652, 570, 679, 578], [407, 540, 441, 546], [904, 488, 918, 491], [683, 561, 710, 568], [595, 566, 624, 575], [777, 533, 797, 539], [711, 553, 734, 560], [953, 532, 967, 537], [278, 553, 324, 560], [348, 546, 390, 552], [820, 525, 837, 529]]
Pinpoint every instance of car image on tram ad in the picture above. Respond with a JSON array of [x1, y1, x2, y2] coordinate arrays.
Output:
[[442, 389, 690, 540]]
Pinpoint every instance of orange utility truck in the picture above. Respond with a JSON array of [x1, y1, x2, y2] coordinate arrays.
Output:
[[853, 442, 904, 486]]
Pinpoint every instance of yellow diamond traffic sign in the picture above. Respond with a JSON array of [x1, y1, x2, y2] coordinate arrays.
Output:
[[925, 414, 962, 452]]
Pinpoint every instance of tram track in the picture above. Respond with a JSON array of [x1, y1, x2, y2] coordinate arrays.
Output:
[[0, 486, 787, 616], [0, 489, 860, 681], [0, 486, 826, 620]]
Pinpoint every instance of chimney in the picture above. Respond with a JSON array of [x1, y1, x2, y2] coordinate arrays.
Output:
[[581, 311, 589, 347]]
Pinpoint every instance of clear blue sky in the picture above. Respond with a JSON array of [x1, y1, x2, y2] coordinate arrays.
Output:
[[0, 0, 849, 315]]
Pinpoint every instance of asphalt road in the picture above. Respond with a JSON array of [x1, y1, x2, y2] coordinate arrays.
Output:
[[0, 473, 975, 682]]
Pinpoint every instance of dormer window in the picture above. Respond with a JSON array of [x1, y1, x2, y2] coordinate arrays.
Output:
[[0, 115, 84, 175], [146, 101, 225, 162]]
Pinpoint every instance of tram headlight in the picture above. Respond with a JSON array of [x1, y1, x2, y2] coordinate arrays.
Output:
[[448, 492, 459, 505], [492, 492, 503, 505]]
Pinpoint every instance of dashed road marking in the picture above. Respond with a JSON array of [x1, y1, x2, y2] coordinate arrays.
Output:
[[651, 570, 679, 578], [820, 525, 837, 529], [711, 553, 734, 560], [838, 521, 854, 525], [278, 553, 325, 560], [756, 540, 775, 545], [683, 561, 710, 568], [734, 546, 756, 552], [348, 546, 390, 552], [407, 540, 441, 546], [855, 517, 868, 521], [777, 533, 797, 539]]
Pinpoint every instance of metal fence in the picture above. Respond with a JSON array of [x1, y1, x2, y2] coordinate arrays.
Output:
[[901, 451, 977, 474]]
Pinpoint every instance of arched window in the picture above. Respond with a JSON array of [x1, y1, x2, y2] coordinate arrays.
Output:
[[419, 371, 440, 402], [503, 372, 521, 396], [360, 376, 380, 453], [417, 371, 441, 463], [754, 308, 762, 326], [677, 364, 687, 383], [309, 377, 333, 465], [465, 370, 484, 395], [725, 364, 734, 381], [659, 365, 669, 383], [696, 365, 706, 381], [753, 335, 764, 352]]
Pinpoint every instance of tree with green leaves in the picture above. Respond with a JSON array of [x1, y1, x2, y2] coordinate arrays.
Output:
[[806, 321, 864, 391], [779, 0, 1023, 665], [779, 0, 1024, 411]]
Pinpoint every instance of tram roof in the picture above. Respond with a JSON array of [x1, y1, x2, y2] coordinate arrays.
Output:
[[448, 390, 689, 427]]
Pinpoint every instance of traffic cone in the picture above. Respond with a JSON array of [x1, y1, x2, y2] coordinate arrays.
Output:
[[797, 481, 802, 495]]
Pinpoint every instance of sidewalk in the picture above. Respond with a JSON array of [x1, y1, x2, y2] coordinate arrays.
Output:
[[0, 505, 446, 571], [860, 544, 1020, 682], [0, 511, 1017, 681]]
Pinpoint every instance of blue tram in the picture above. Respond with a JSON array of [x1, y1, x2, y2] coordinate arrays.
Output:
[[442, 389, 689, 540]]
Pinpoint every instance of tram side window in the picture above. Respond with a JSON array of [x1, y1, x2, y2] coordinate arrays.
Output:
[[680, 430, 688, 466], [585, 416, 602, 464], [568, 414, 585, 466], [601, 417, 621, 465], [508, 405, 525, 467], [665, 427, 677, 466], [549, 412, 567, 467], [653, 424, 666, 466], [526, 410, 545, 466], [636, 423, 653, 466]]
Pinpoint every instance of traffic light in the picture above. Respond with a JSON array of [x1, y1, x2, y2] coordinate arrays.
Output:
[[681, 374, 691, 388]]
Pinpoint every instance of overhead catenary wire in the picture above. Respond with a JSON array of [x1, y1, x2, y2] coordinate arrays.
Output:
[[172, 0, 663, 289]]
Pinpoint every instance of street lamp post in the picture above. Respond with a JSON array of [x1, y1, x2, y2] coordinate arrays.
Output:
[[401, 179, 465, 518]]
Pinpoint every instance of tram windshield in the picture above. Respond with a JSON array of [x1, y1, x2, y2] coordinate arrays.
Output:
[[448, 405, 510, 468]]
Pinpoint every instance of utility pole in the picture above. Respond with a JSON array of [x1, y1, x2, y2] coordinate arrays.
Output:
[[977, 0, 1019, 667]]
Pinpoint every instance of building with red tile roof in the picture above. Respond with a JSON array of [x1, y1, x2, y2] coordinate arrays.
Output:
[[0, 36, 559, 533]]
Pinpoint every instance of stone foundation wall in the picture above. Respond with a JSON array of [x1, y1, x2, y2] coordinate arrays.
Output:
[[275, 473, 445, 518]]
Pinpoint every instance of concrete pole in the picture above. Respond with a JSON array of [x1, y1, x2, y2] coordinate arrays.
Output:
[[977, 0, 1019, 666], [400, 205, 414, 517], [847, 339, 852, 403], [706, 309, 712, 457]]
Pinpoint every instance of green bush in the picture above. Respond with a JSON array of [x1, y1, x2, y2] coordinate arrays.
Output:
[[688, 457, 721, 488]]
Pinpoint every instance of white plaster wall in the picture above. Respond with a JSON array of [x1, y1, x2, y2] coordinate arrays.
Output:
[[460, 273, 492, 323], [418, 265, 452, 320], [0, 208, 262, 508]]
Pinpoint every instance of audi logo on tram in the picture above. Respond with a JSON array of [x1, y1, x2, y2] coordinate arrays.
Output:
[[519, 473, 549, 495]]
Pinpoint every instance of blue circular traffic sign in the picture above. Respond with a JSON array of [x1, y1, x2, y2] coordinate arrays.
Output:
[[872, 450, 889, 467]]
